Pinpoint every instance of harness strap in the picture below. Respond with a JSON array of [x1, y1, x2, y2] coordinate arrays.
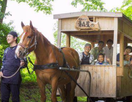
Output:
[[34, 63, 59, 70], [28, 47, 68, 71], [59, 48, 67, 67]]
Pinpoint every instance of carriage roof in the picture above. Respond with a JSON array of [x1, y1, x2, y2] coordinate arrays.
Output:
[[54, 11, 132, 43]]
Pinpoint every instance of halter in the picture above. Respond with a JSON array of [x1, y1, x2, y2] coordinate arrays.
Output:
[[18, 32, 37, 56]]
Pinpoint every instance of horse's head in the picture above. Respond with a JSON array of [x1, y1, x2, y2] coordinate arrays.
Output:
[[15, 21, 37, 59]]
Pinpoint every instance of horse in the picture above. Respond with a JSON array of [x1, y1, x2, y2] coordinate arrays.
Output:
[[15, 21, 80, 102]]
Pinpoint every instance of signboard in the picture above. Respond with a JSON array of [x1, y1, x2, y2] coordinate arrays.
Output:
[[75, 15, 100, 31]]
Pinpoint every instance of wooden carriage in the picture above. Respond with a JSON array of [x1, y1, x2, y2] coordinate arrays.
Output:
[[54, 12, 132, 101]]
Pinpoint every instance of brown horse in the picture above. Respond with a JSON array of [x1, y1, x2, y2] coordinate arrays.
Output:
[[15, 21, 80, 102]]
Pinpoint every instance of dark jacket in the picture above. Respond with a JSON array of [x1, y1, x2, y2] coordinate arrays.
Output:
[[1, 46, 22, 84]]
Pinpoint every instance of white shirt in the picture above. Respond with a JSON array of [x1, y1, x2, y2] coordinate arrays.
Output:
[[103, 46, 113, 62]]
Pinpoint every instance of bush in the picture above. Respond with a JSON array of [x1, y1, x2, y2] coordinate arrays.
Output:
[[21, 52, 37, 83], [0, 23, 14, 68]]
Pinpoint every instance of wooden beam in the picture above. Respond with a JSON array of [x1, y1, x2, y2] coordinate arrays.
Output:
[[54, 12, 123, 19], [66, 34, 70, 47], [113, 18, 118, 65], [57, 19, 61, 47], [120, 33, 124, 68], [69, 31, 113, 36]]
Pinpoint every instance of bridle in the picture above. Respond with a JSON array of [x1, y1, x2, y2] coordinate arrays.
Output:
[[18, 32, 37, 57]]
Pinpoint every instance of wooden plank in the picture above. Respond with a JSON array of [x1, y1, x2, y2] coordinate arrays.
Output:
[[104, 66, 110, 97], [119, 66, 132, 97], [69, 31, 113, 35], [99, 66, 105, 97], [54, 12, 123, 19], [117, 76, 121, 97], [119, 33, 124, 67], [91, 66, 97, 96], [113, 18, 118, 65], [61, 18, 77, 31], [57, 19, 62, 47], [117, 67, 123, 76], [96, 66, 101, 96], [109, 66, 116, 97], [75, 65, 116, 97], [96, 17, 114, 30], [66, 34, 70, 47]]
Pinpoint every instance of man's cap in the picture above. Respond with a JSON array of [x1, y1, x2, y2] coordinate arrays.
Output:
[[8, 31, 18, 37], [84, 43, 91, 48]]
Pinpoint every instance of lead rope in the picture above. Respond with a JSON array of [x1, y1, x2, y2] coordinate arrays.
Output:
[[2, 66, 21, 78]]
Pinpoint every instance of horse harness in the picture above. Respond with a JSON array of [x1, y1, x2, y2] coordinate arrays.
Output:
[[27, 47, 69, 74]]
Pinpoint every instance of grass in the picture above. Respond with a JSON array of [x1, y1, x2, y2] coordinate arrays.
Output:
[[0, 82, 87, 102]]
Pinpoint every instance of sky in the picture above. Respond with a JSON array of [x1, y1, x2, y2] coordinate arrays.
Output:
[[4, 0, 124, 44]]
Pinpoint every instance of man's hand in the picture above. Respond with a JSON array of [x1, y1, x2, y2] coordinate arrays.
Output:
[[20, 60, 25, 67], [0, 72, 3, 77]]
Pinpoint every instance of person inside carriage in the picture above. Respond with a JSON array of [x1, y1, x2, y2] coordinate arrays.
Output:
[[79, 43, 94, 65], [94, 53, 111, 65], [90, 41, 104, 60], [117, 46, 132, 66], [103, 39, 113, 64], [124, 54, 131, 65]]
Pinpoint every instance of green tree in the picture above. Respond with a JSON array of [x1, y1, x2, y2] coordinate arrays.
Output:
[[0, 0, 107, 24], [53, 31, 87, 52], [119, 0, 132, 20], [0, 22, 14, 67], [110, 0, 132, 20], [0, 0, 54, 24], [71, 0, 107, 11]]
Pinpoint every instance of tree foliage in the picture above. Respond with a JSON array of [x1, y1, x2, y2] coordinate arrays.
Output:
[[71, 0, 107, 11], [13, 0, 54, 14], [111, 0, 132, 20], [0, 0, 54, 24], [53, 31, 88, 52], [0, 23, 14, 67]]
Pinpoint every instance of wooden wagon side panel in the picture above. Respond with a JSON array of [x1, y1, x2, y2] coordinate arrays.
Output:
[[117, 66, 132, 97], [75, 65, 116, 98], [96, 17, 114, 30], [118, 18, 132, 39], [61, 17, 114, 31], [61, 18, 77, 31]]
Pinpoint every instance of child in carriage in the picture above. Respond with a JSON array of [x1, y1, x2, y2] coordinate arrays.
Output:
[[94, 53, 111, 65]]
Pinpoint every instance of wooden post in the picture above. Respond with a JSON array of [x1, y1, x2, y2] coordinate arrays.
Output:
[[91, 42, 94, 48], [113, 18, 118, 65], [66, 34, 70, 47], [57, 19, 61, 47], [120, 33, 124, 67]]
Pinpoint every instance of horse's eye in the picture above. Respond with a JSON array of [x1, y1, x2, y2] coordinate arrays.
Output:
[[27, 36, 31, 38]]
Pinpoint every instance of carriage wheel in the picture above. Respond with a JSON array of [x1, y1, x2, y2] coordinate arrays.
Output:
[[125, 96, 132, 102], [87, 97, 98, 102], [105, 98, 116, 102]]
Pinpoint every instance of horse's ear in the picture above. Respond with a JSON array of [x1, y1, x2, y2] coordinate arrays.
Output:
[[21, 22, 25, 28], [30, 21, 34, 30]]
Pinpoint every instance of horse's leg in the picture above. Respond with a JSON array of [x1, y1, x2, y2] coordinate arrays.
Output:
[[37, 78, 46, 102], [65, 83, 71, 102], [58, 85, 66, 102], [51, 78, 58, 102], [69, 81, 77, 102]]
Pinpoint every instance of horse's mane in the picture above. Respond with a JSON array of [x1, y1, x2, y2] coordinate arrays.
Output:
[[34, 28, 51, 46]]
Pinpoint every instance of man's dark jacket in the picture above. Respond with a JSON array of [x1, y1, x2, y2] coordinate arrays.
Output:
[[0, 46, 21, 84]]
